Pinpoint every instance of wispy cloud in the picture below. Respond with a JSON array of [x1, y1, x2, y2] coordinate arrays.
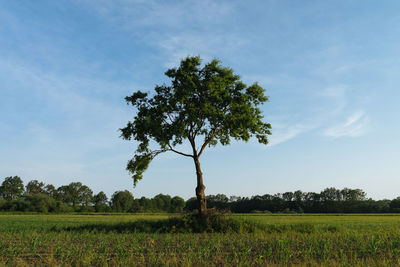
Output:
[[76, 0, 240, 66], [154, 32, 247, 67], [248, 81, 371, 146], [268, 123, 314, 146], [323, 111, 369, 138]]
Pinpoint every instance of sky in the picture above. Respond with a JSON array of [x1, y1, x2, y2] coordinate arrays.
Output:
[[1, 0, 399, 200]]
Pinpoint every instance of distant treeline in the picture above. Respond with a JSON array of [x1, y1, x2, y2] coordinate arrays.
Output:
[[1, 176, 400, 213]]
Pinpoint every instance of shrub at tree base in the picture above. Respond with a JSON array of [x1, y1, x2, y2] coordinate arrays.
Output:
[[61, 212, 266, 234]]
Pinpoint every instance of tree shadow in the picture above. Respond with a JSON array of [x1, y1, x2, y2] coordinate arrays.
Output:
[[52, 219, 178, 234], [51, 214, 268, 234]]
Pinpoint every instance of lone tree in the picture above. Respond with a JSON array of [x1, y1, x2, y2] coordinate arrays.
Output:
[[121, 56, 271, 216]]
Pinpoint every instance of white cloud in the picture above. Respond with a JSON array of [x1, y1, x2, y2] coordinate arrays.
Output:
[[154, 32, 247, 68], [75, 0, 240, 66], [268, 123, 314, 146], [251, 82, 371, 146], [323, 111, 369, 138]]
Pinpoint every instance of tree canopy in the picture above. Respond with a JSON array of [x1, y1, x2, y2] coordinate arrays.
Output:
[[121, 56, 271, 215], [0, 176, 24, 201]]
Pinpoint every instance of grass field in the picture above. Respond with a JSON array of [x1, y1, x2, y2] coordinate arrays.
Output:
[[1, 213, 400, 266]]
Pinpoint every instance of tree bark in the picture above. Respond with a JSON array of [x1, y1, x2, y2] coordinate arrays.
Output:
[[194, 156, 207, 217]]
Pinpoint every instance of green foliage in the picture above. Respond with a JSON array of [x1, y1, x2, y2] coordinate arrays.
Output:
[[62, 212, 265, 234], [0, 199, 29, 211], [0, 176, 396, 214], [170, 196, 185, 213], [57, 182, 93, 208], [25, 180, 45, 195], [24, 194, 57, 212], [0, 176, 24, 200], [54, 201, 74, 213], [94, 191, 110, 212], [152, 194, 171, 211], [111, 190, 134, 212], [43, 184, 57, 199], [390, 197, 400, 212], [121, 56, 271, 185]]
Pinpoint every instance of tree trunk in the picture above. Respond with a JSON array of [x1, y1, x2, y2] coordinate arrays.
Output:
[[194, 156, 207, 217]]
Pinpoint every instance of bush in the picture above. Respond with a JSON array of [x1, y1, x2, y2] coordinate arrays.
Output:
[[77, 205, 95, 212], [24, 194, 57, 212], [0, 199, 5, 210], [54, 202, 74, 213], [1, 200, 29, 211], [95, 204, 111, 212]]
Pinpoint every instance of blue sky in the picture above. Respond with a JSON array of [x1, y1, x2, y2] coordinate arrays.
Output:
[[1, 0, 399, 200]]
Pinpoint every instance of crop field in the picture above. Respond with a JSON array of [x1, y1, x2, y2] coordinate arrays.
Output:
[[1, 214, 400, 266]]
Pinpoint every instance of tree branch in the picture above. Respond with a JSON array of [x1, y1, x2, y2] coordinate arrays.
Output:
[[198, 132, 215, 158], [167, 143, 193, 158], [188, 135, 198, 158]]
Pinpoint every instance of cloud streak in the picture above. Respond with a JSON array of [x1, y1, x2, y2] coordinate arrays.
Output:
[[76, 0, 241, 66], [268, 124, 312, 146], [324, 111, 369, 138]]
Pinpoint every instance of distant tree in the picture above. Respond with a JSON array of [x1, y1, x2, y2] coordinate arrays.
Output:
[[57, 182, 93, 208], [25, 180, 45, 195], [229, 196, 241, 203], [292, 190, 304, 210], [185, 197, 198, 212], [111, 190, 134, 212], [138, 196, 154, 212], [390, 197, 400, 212], [121, 56, 271, 216], [152, 194, 171, 212], [24, 194, 56, 213], [44, 184, 58, 199], [0, 176, 24, 200], [1, 199, 29, 211], [320, 188, 341, 202], [93, 191, 109, 212], [77, 185, 93, 207], [170, 196, 185, 213], [207, 194, 229, 210], [57, 185, 71, 204], [293, 190, 304, 202], [341, 188, 366, 201], [131, 199, 141, 212], [282, 192, 294, 202]]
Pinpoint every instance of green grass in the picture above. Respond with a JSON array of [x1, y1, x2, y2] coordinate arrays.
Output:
[[1, 214, 400, 266]]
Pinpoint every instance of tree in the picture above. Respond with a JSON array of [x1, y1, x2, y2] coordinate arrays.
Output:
[[0, 176, 24, 200], [57, 182, 93, 209], [94, 191, 109, 212], [138, 196, 154, 212], [152, 194, 171, 212], [121, 56, 271, 216], [170, 196, 185, 213], [25, 180, 45, 195], [341, 188, 366, 201], [111, 190, 134, 212], [390, 197, 400, 212], [207, 194, 229, 210], [43, 184, 58, 199]]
